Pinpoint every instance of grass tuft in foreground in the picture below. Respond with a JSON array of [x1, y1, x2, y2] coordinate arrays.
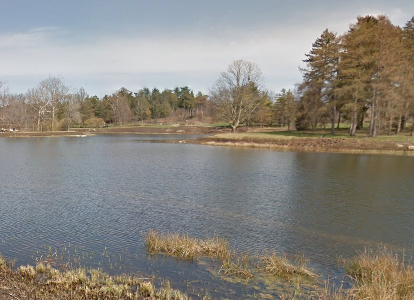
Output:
[[146, 230, 230, 260], [343, 247, 414, 300], [300, 247, 414, 300], [0, 253, 190, 300]]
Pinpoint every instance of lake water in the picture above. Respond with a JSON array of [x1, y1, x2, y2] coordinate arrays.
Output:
[[1, 134, 413, 298]]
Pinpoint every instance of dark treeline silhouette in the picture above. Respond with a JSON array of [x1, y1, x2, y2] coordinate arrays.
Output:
[[1, 15, 413, 135]]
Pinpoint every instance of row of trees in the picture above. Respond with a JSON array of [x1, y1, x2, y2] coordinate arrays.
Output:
[[98, 86, 212, 126], [1, 15, 413, 135], [192, 15, 414, 135], [0, 76, 214, 131], [0, 68, 282, 133], [297, 15, 414, 136]]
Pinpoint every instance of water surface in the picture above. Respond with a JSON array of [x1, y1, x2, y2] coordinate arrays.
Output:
[[1, 135, 413, 298]]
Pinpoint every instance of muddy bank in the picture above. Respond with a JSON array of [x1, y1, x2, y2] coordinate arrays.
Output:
[[196, 136, 414, 155]]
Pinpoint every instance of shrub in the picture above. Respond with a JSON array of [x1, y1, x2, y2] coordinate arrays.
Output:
[[84, 117, 105, 128]]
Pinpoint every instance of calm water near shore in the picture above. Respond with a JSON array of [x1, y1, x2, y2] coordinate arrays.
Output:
[[1, 135, 413, 298]]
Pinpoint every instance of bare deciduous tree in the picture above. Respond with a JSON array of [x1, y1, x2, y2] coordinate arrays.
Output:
[[27, 85, 50, 132], [210, 60, 264, 133], [40, 75, 69, 131], [6, 94, 30, 130], [0, 81, 10, 127], [63, 90, 82, 130]]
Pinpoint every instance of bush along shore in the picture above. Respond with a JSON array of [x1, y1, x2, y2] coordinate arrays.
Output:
[[2, 232, 414, 299]]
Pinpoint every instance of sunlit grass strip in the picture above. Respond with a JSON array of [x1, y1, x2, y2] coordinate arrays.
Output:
[[146, 230, 230, 260]]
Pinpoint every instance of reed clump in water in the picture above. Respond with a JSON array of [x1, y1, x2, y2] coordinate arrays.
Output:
[[343, 247, 414, 300], [146, 231, 316, 281], [258, 252, 317, 280], [300, 247, 414, 300], [146, 230, 230, 260], [219, 252, 254, 278]]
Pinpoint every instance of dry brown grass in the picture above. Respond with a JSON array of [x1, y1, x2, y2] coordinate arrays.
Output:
[[219, 252, 254, 278], [146, 230, 230, 260], [0, 253, 190, 300], [258, 252, 317, 280], [344, 247, 414, 300], [297, 247, 414, 300], [4, 242, 413, 299], [146, 231, 316, 281]]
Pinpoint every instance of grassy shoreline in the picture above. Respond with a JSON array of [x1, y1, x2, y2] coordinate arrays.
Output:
[[196, 130, 414, 156], [2, 125, 414, 155]]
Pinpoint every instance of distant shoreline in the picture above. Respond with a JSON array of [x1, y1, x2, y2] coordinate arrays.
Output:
[[0, 125, 224, 138], [2, 126, 414, 156]]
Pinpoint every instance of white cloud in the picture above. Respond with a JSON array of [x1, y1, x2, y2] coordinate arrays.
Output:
[[1, 5, 412, 97], [0, 27, 308, 95]]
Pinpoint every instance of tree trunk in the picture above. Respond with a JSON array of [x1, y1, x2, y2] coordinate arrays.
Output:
[[349, 108, 357, 136], [337, 114, 341, 129], [51, 107, 55, 131], [388, 114, 393, 135], [396, 114, 402, 134], [331, 105, 336, 135], [402, 110, 408, 130], [37, 113, 41, 132], [369, 91, 377, 137], [231, 119, 239, 133]]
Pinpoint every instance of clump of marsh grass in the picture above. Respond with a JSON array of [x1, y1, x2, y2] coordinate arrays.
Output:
[[18, 264, 37, 280], [344, 247, 414, 300], [146, 231, 201, 259], [146, 230, 230, 260], [302, 247, 414, 300], [220, 252, 254, 278], [259, 252, 317, 280], [146, 231, 255, 279], [146, 231, 317, 281]]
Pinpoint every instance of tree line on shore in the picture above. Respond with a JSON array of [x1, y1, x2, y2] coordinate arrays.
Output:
[[1, 14, 413, 136]]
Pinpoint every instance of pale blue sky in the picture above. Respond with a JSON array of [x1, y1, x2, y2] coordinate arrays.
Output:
[[0, 0, 412, 96]]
